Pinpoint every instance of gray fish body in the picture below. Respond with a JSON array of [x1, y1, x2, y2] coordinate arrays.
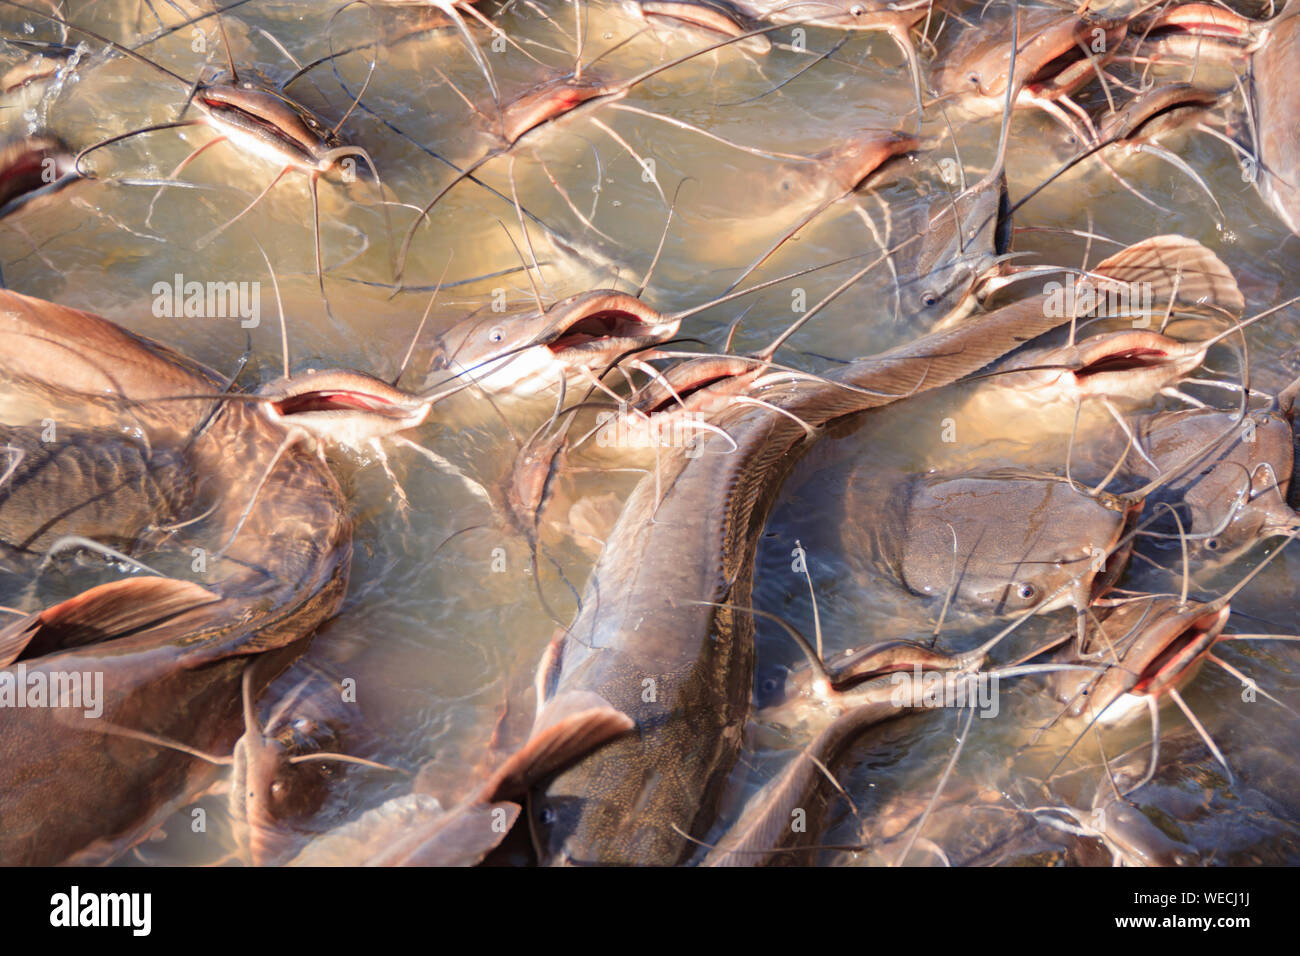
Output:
[[530, 294, 1103, 865], [1252, 1, 1300, 233], [857, 471, 1130, 616], [1128, 408, 1298, 562]]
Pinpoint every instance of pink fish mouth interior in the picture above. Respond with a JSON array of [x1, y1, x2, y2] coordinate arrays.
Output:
[[274, 390, 395, 416], [1130, 614, 1221, 694], [1132, 630, 1199, 692], [1, 155, 49, 192], [642, 371, 739, 415], [1074, 347, 1169, 378], [1149, 19, 1247, 40], [1028, 45, 1089, 86], [502, 81, 607, 142], [548, 310, 660, 354]]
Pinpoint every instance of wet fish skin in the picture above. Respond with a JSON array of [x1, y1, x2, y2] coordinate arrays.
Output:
[[0, 291, 353, 865], [856, 471, 1133, 617], [530, 237, 1229, 865], [1251, 0, 1300, 233], [1127, 408, 1299, 564], [0, 424, 191, 567]]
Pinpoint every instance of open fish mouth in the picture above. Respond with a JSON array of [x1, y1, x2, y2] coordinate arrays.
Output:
[[272, 390, 406, 418], [543, 293, 681, 367], [1073, 346, 1172, 379], [1073, 605, 1230, 722], [1005, 329, 1197, 403], [633, 357, 757, 416], [1128, 607, 1229, 697], [500, 76, 611, 144], [261, 370, 432, 437], [0, 135, 78, 216], [637, 1, 772, 52], [1138, 4, 1257, 45], [1063, 330, 1199, 395]]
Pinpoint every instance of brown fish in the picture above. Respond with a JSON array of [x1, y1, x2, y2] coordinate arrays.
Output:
[[0, 135, 79, 218], [856, 470, 1138, 620], [0, 291, 352, 865]]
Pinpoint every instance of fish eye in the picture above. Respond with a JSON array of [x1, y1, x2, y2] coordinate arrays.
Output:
[[538, 806, 557, 825], [1204, 538, 1220, 551], [1017, 583, 1035, 600], [761, 676, 780, 694], [967, 72, 980, 87], [921, 291, 939, 308], [849, 3, 866, 15], [488, 326, 505, 344]]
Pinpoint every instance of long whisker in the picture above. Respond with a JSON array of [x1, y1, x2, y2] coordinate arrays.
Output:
[[1168, 686, 1232, 782]]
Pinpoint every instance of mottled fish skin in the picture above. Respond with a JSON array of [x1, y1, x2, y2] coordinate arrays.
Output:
[[0, 291, 352, 866], [0, 424, 191, 571]]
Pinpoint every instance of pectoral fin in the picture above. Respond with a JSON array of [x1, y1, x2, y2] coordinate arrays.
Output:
[[0, 576, 220, 665], [476, 691, 635, 803]]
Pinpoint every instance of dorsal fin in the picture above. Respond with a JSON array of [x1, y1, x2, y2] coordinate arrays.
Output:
[[1090, 234, 1243, 317]]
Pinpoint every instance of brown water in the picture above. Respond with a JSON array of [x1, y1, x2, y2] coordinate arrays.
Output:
[[2, 0, 1299, 865]]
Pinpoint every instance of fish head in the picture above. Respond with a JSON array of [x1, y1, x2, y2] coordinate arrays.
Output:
[[1057, 597, 1230, 723], [258, 368, 431, 451], [1132, 1, 1263, 58], [898, 474, 1133, 616], [200, 74, 346, 172], [1138, 409, 1298, 564], [1098, 82, 1221, 144], [816, 128, 920, 196], [934, 9, 1114, 101], [758, 0, 928, 29], [615, 355, 761, 451], [232, 714, 342, 866], [500, 73, 613, 144], [635, 1, 773, 53], [430, 291, 679, 399], [506, 425, 569, 535], [901, 173, 1011, 328], [1005, 329, 1203, 405], [0, 134, 78, 215], [755, 639, 965, 742]]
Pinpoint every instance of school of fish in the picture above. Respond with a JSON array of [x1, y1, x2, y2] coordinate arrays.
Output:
[[1, 0, 1299, 866]]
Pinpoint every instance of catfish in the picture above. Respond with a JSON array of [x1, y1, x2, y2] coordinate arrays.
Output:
[[0, 290, 352, 865]]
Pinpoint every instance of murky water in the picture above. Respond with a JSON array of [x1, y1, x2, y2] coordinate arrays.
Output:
[[3, 0, 1300, 865]]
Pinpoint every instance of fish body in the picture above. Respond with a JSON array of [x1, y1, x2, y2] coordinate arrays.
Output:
[[0, 291, 352, 865]]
